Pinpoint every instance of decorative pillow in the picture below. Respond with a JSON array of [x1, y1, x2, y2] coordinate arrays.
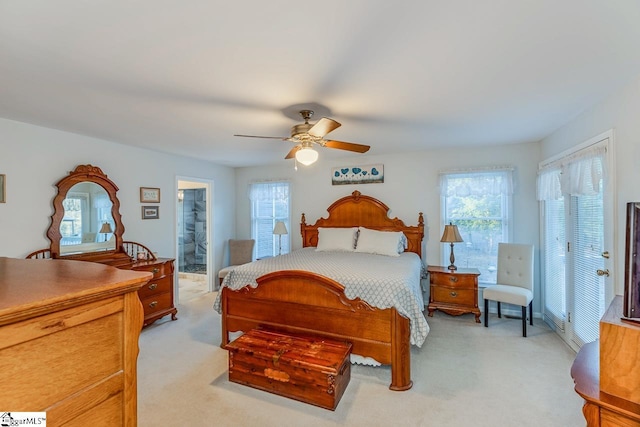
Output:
[[315, 227, 358, 252], [398, 233, 408, 253], [355, 227, 405, 257]]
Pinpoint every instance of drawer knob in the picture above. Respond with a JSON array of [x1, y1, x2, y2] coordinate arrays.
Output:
[[449, 276, 458, 282], [149, 301, 158, 308], [148, 283, 158, 290], [152, 268, 160, 274], [450, 291, 458, 297]]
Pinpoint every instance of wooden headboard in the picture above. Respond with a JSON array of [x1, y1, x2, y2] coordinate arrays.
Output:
[[300, 191, 424, 258]]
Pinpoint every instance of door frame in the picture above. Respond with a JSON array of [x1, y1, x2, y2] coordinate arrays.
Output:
[[175, 176, 214, 304]]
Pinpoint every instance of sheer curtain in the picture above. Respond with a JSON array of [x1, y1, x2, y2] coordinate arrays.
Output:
[[537, 145, 606, 200], [439, 168, 513, 284]]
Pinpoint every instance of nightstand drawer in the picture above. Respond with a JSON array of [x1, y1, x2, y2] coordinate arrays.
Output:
[[430, 272, 476, 288], [138, 276, 172, 299], [431, 286, 475, 306]]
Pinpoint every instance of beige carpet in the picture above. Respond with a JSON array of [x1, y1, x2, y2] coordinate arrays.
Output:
[[138, 292, 585, 426], [177, 274, 208, 303]]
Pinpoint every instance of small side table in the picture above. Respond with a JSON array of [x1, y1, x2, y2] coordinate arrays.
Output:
[[427, 266, 481, 323]]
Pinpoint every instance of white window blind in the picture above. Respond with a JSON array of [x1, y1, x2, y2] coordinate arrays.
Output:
[[249, 181, 290, 259], [571, 184, 605, 346], [543, 197, 566, 331]]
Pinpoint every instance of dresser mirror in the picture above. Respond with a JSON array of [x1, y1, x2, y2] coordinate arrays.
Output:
[[47, 164, 125, 259], [37, 164, 178, 326]]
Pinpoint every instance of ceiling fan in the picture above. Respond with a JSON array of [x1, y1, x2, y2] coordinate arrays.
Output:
[[234, 110, 370, 165]]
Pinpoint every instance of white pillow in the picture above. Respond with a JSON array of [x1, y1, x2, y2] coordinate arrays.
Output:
[[355, 227, 405, 257], [315, 227, 358, 252]]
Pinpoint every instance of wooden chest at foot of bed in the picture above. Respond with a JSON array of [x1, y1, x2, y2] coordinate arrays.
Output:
[[224, 329, 352, 410]]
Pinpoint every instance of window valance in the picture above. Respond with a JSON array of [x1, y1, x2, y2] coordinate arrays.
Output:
[[537, 145, 606, 201]]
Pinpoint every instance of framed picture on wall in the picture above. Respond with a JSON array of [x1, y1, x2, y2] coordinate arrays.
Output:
[[0, 174, 5, 203], [142, 205, 159, 220], [140, 187, 160, 203]]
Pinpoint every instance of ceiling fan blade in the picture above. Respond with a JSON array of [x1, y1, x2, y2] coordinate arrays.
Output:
[[308, 117, 341, 138], [234, 134, 288, 140], [284, 146, 300, 159], [323, 140, 370, 153]]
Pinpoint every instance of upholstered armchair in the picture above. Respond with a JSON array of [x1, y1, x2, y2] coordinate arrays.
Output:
[[218, 239, 255, 286]]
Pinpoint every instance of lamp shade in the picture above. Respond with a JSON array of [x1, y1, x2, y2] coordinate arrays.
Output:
[[295, 147, 319, 166], [273, 221, 288, 235], [440, 223, 463, 243], [99, 222, 113, 234]]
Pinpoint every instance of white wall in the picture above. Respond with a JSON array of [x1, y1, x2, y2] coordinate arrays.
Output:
[[540, 74, 640, 295], [0, 118, 236, 278], [235, 142, 541, 308]]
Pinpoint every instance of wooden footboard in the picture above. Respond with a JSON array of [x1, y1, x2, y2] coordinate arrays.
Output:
[[221, 270, 412, 391]]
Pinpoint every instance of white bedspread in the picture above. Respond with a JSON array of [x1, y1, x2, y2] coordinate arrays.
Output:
[[213, 247, 429, 346]]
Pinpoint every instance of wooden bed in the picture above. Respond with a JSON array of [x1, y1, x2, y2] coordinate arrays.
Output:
[[220, 190, 424, 391]]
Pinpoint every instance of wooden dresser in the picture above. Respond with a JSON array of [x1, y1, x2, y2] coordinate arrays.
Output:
[[571, 296, 640, 426], [32, 165, 179, 329], [125, 257, 177, 327], [0, 257, 151, 426], [427, 266, 481, 323], [31, 242, 179, 328]]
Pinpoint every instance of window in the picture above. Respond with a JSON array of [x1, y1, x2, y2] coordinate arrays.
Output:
[[249, 181, 290, 259], [440, 169, 513, 284], [61, 192, 89, 245]]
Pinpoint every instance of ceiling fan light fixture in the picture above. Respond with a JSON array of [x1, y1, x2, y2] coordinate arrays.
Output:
[[295, 146, 319, 166]]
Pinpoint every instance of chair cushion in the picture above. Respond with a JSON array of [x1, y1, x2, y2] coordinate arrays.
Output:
[[483, 284, 533, 307]]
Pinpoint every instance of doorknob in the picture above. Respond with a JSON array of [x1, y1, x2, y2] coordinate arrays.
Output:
[[596, 269, 610, 277], [601, 251, 610, 259]]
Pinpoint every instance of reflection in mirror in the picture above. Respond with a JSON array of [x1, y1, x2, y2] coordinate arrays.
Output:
[[48, 164, 125, 260], [59, 182, 116, 254]]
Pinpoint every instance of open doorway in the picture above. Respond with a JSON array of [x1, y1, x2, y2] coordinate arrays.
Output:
[[176, 178, 213, 303]]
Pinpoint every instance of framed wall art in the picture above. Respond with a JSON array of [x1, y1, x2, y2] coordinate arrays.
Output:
[[142, 205, 159, 220], [331, 164, 384, 185], [0, 174, 5, 203], [140, 187, 161, 203]]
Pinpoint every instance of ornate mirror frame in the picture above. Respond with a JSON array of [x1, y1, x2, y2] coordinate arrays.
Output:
[[47, 164, 125, 260]]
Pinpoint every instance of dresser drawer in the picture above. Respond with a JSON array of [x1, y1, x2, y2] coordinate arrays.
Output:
[[138, 276, 172, 300], [132, 261, 172, 279], [430, 272, 476, 288], [141, 292, 173, 317], [431, 286, 475, 306], [0, 307, 122, 410]]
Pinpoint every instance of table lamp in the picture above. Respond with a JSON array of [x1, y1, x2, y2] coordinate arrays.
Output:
[[440, 222, 463, 270], [273, 221, 288, 256], [99, 222, 113, 242]]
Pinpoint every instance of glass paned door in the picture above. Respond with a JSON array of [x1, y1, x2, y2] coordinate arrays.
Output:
[[540, 135, 613, 351], [543, 198, 566, 331], [570, 190, 606, 347]]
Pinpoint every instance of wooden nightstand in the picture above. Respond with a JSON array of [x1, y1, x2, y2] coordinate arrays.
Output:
[[427, 266, 481, 323]]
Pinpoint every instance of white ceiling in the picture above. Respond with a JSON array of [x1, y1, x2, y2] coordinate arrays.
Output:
[[2, 1, 640, 167]]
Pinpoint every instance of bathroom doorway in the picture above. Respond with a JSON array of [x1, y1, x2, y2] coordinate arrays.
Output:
[[176, 178, 213, 303]]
